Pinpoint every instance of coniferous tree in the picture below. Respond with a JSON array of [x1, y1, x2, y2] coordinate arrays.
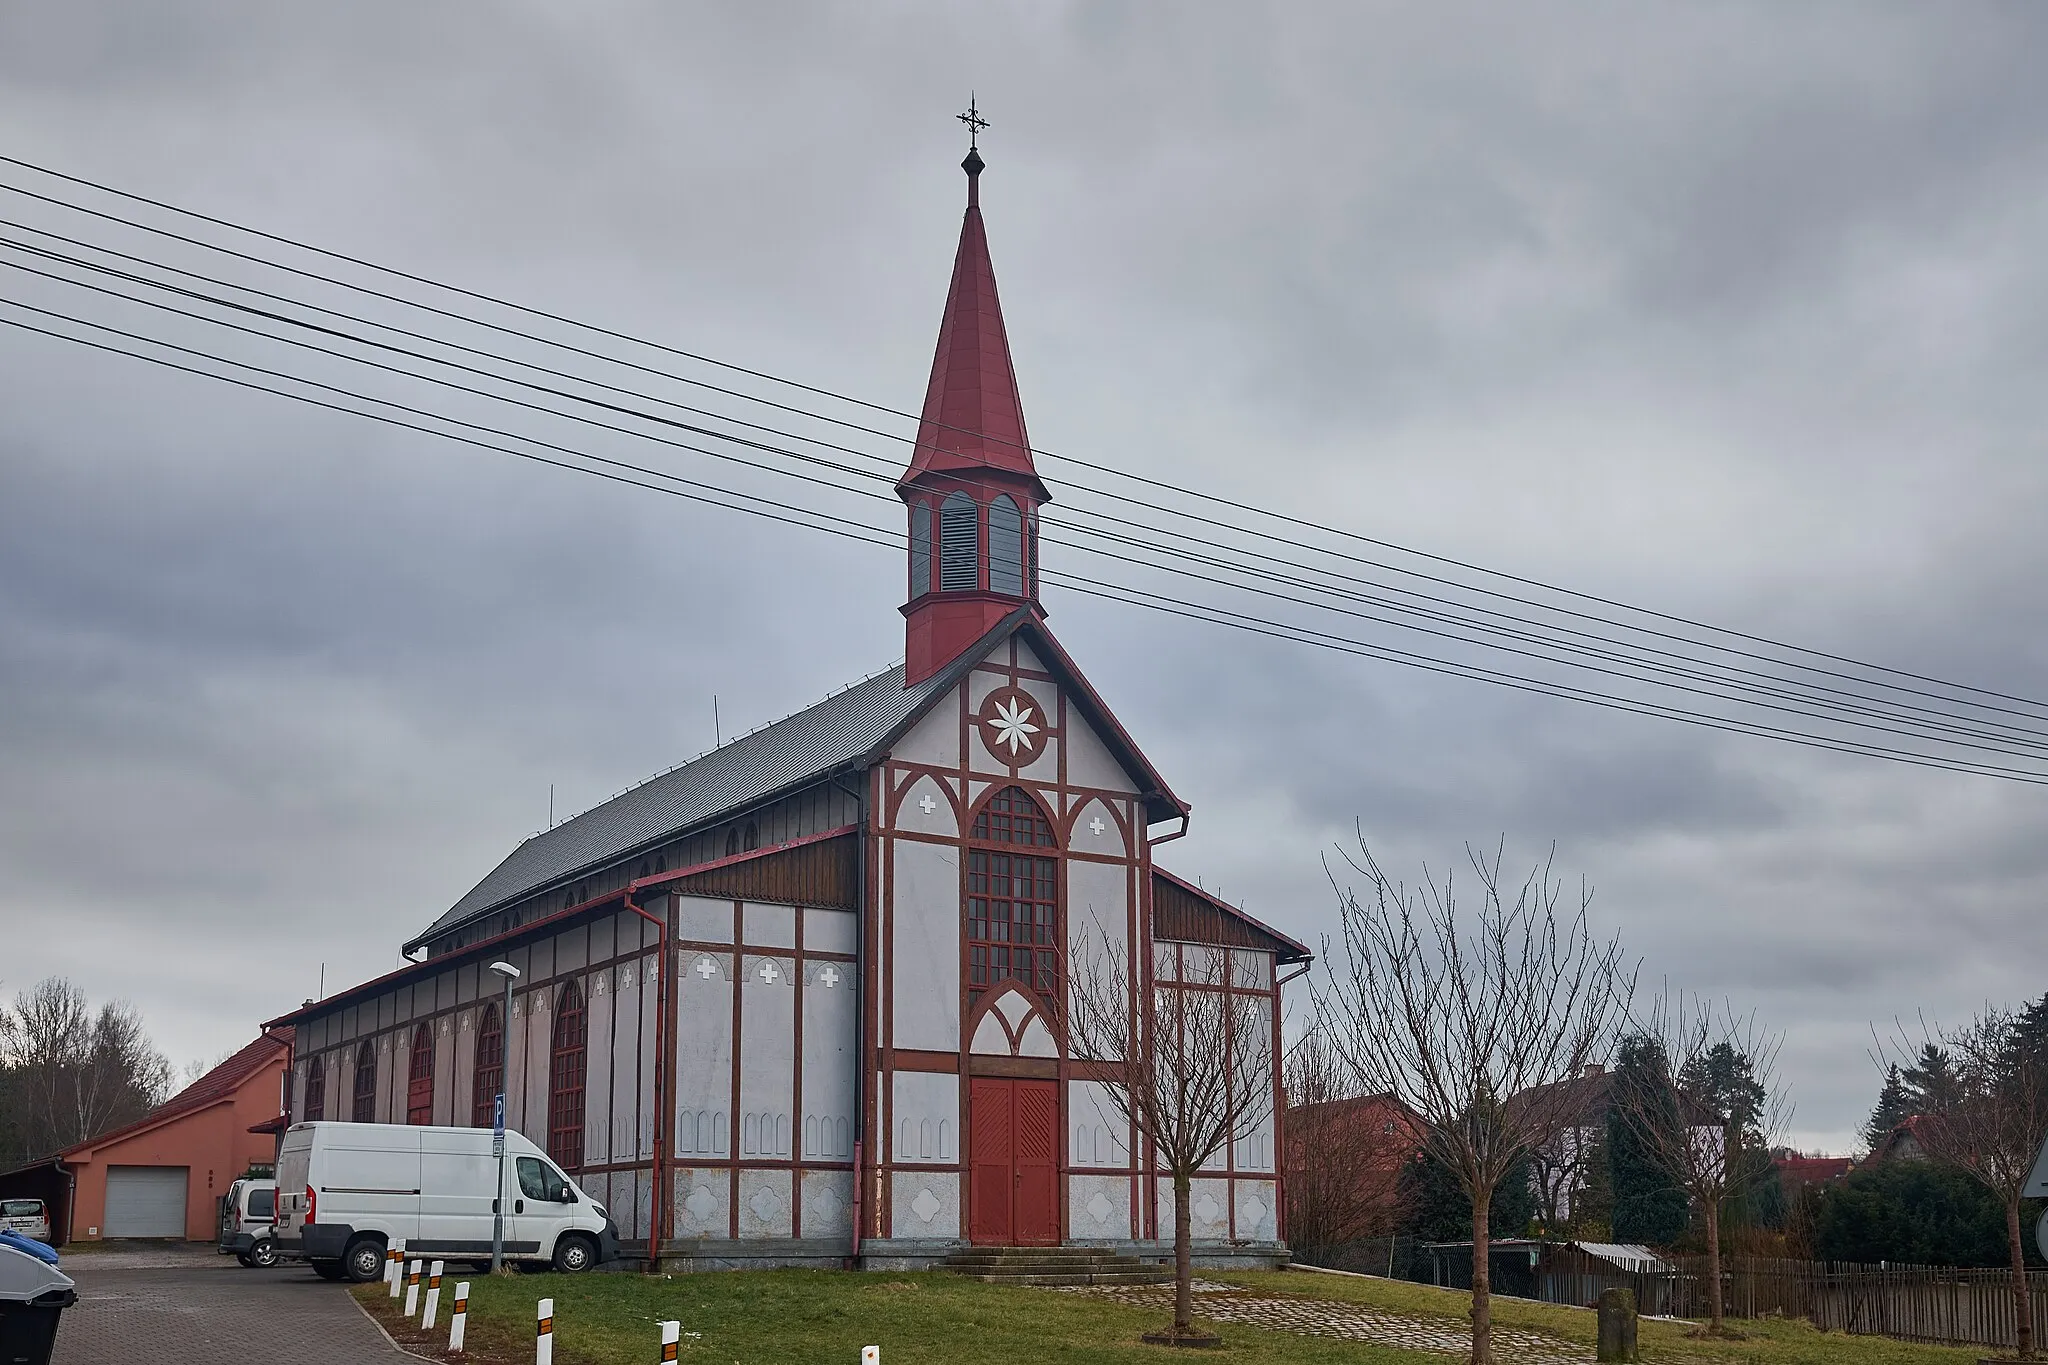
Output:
[[1900, 1044, 1963, 1115], [1607, 1034, 1690, 1245], [1864, 1065, 1912, 1151]]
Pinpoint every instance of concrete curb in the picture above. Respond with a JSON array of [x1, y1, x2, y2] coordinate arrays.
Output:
[[351, 1291, 444, 1364]]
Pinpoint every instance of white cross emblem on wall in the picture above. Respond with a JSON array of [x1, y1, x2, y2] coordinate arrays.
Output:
[[819, 967, 840, 988], [918, 793, 937, 816], [757, 961, 781, 985], [695, 958, 718, 980], [1089, 816, 1106, 836]]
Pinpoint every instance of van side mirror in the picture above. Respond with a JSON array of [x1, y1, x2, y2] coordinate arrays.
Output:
[[559, 1189, 576, 1204]]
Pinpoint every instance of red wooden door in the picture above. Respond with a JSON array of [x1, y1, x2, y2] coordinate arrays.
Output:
[[968, 1078, 1060, 1246]]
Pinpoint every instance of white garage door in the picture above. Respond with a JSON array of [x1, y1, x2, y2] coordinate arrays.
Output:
[[103, 1166, 189, 1238]]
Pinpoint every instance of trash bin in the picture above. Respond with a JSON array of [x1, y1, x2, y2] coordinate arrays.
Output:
[[0, 1230, 75, 1365]]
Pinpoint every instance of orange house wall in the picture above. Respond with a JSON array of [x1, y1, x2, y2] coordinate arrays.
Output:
[[65, 1052, 287, 1243]]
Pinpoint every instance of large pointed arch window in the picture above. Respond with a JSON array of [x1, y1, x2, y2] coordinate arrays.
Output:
[[966, 786, 1060, 1010], [304, 1057, 325, 1122], [406, 1023, 435, 1125], [548, 982, 588, 1171], [988, 495, 1024, 595], [351, 1041, 377, 1123], [939, 491, 980, 591], [472, 1003, 503, 1128]]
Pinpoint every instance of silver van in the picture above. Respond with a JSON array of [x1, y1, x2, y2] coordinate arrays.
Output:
[[216, 1178, 278, 1268]]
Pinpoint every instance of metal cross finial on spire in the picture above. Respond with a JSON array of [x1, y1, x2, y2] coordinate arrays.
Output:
[[957, 94, 990, 151]]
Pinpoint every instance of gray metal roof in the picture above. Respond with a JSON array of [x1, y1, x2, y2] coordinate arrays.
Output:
[[406, 660, 955, 950]]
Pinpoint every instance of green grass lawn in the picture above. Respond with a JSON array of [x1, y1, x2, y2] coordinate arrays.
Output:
[[353, 1266, 1989, 1365]]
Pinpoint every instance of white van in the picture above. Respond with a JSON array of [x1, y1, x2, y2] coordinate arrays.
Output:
[[272, 1122, 618, 1282]]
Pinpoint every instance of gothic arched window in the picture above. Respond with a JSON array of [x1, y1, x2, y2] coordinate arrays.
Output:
[[909, 499, 934, 597], [548, 982, 588, 1171], [966, 786, 1060, 1010], [939, 491, 979, 591], [304, 1057, 325, 1122], [472, 1003, 503, 1128], [351, 1041, 377, 1123], [988, 495, 1024, 595], [406, 1023, 434, 1125]]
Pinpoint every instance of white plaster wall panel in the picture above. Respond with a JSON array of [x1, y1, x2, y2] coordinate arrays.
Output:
[[522, 990, 553, 1140], [1017, 736, 1060, 786], [582, 966, 614, 1167], [588, 913, 615, 965], [737, 954, 796, 1160], [677, 896, 734, 945], [1230, 949, 1274, 990], [1234, 1179, 1278, 1241], [800, 960, 855, 1159], [890, 1072, 958, 1164], [800, 1170, 855, 1239], [674, 952, 732, 1161], [632, 1168, 652, 1242], [1016, 1016, 1058, 1057], [638, 955, 660, 1156], [674, 1167, 729, 1239], [433, 1019, 457, 1126], [1066, 860, 1130, 995], [889, 840, 960, 1050], [744, 902, 797, 949], [1064, 708, 1140, 793], [1018, 675, 1058, 727], [527, 938, 555, 982], [1153, 942, 1179, 982], [1068, 1081, 1130, 1167], [554, 926, 587, 974], [890, 1170, 960, 1240], [1070, 798, 1128, 858], [452, 1013, 477, 1128], [1014, 641, 1048, 673], [968, 1012, 1009, 1056], [609, 960, 644, 1161], [737, 1169, 795, 1239], [966, 669, 1004, 714], [1154, 1178, 1232, 1241], [1069, 1174, 1132, 1239], [456, 963, 478, 1005], [803, 906, 858, 957], [1181, 945, 1225, 986], [898, 775, 958, 838], [888, 686, 961, 768], [380, 1032, 401, 1124], [1233, 1008, 1275, 1172]]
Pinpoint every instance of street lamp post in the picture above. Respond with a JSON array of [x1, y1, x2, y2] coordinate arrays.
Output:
[[487, 960, 520, 1273]]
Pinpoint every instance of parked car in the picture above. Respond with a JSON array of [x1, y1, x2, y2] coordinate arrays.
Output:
[[0, 1200, 50, 1245], [271, 1122, 618, 1282], [217, 1178, 278, 1268]]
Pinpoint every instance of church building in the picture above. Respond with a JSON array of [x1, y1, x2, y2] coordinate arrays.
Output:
[[267, 136, 1309, 1270]]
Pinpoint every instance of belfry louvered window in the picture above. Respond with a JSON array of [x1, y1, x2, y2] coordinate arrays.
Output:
[[988, 495, 1024, 595], [909, 500, 933, 597], [939, 491, 980, 591], [352, 1041, 377, 1123], [548, 982, 587, 1171]]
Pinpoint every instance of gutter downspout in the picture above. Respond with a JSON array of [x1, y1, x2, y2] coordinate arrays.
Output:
[[619, 885, 668, 1272], [830, 767, 869, 1263]]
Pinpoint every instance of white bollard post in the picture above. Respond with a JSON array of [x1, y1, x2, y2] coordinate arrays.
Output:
[[387, 1240, 404, 1297], [423, 1260, 444, 1330], [658, 1320, 680, 1362], [449, 1281, 470, 1354], [404, 1259, 422, 1317], [536, 1296, 555, 1365], [861, 1348, 879, 1364]]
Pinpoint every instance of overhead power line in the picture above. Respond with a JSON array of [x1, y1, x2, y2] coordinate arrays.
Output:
[[1, 152, 2042, 725]]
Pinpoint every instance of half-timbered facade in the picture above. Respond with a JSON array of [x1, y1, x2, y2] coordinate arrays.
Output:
[[269, 141, 1309, 1270]]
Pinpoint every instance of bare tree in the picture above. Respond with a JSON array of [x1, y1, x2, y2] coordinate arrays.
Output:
[[1068, 933, 1277, 1345], [1319, 840, 1633, 1365], [1281, 1028, 1412, 1262], [1882, 1009, 2048, 1361], [0, 978, 173, 1163], [1610, 993, 1788, 1336]]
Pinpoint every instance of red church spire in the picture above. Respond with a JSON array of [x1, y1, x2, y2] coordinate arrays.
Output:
[[900, 105, 1050, 687]]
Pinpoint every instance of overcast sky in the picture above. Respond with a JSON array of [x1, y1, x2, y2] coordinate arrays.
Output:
[[5, 3, 2047, 1150]]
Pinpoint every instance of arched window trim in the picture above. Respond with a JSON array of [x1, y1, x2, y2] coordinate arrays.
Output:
[[351, 1041, 377, 1123], [406, 1023, 434, 1126], [938, 491, 980, 592], [988, 495, 1024, 596], [304, 1056, 326, 1123], [472, 1003, 503, 1128], [909, 499, 934, 599], [547, 981, 588, 1171], [964, 785, 1062, 1014]]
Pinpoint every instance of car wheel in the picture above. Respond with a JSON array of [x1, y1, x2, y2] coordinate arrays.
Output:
[[551, 1234, 596, 1273], [235, 1252, 255, 1268], [249, 1238, 279, 1269], [311, 1260, 347, 1281], [343, 1237, 388, 1283]]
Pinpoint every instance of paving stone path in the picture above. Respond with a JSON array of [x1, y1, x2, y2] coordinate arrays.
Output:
[[1057, 1280, 1597, 1363]]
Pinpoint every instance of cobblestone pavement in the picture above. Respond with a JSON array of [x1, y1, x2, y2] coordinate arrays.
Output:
[[1057, 1280, 1596, 1363], [53, 1260, 410, 1365]]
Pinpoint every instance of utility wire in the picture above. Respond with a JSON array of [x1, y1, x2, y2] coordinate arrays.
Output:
[[3, 154, 2043, 722], [8, 233, 2048, 758], [12, 261, 2048, 763], [8, 296, 2048, 788]]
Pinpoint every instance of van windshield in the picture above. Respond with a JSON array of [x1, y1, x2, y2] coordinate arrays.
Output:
[[515, 1157, 570, 1203]]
